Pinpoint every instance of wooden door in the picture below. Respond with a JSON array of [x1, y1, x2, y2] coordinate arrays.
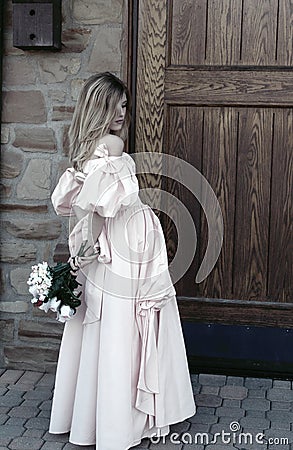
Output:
[[134, 0, 293, 328]]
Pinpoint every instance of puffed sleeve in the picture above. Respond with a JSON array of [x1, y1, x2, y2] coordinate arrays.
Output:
[[51, 168, 85, 216], [75, 155, 139, 218]]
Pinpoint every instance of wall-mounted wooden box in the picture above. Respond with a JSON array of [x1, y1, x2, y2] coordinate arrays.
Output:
[[12, 0, 61, 50]]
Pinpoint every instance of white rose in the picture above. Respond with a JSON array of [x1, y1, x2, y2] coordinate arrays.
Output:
[[38, 300, 51, 313], [49, 297, 61, 312], [57, 305, 74, 323], [29, 285, 38, 297]]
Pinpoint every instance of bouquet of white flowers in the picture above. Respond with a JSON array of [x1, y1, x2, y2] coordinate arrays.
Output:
[[27, 242, 98, 322]]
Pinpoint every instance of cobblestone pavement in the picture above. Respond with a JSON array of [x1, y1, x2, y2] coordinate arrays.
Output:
[[0, 369, 292, 450]]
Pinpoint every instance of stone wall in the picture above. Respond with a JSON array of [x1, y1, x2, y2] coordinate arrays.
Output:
[[1, 0, 125, 372]]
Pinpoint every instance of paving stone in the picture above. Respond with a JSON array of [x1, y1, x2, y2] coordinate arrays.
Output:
[[242, 398, 271, 411], [222, 399, 241, 408], [245, 410, 266, 418], [198, 374, 226, 387], [188, 423, 210, 433], [267, 410, 293, 423], [205, 445, 235, 450], [0, 437, 13, 447], [0, 406, 10, 414], [220, 385, 248, 400], [196, 407, 216, 415], [0, 424, 25, 438], [9, 437, 44, 449], [41, 443, 65, 450], [38, 409, 51, 418], [195, 394, 222, 407], [8, 384, 34, 392], [239, 416, 270, 430], [273, 380, 291, 389], [40, 400, 52, 410], [0, 413, 8, 424], [0, 387, 8, 395], [200, 386, 219, 395], [23, 428, 45, 438], [9, 405, 39, 418], [5, 416, 27, 426], [226, 376, 244, 386], [267, 388, 293, 402], [63, 445, 95, 450], [37, 373, 56, 388], [0, 370, 24, 385], [247, 389, 266, 398], [25, 416, 50, 430], [244, 378, 272, 389], [0, 392, 24, 407], [270, 420, 291, 430], [271, 401, 292, 410], [188, 413, 218, 424], [24, 388, 52, 401], [216, 407, 245, 418], [17, 371, 44, 386]]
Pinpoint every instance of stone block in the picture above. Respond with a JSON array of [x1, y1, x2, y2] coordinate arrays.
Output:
[[273, 380, 291, 389], [188, 413, 218, 424], [215, 407, 245, 418], [0, 242, 37, 263], [9, 406, 39, 418], [0, 319, 14, 342], [241, 398, 270, 411], [2, 91, 46, 124], [71, 78, 84, 100], [0, 147, 24, 178], [16, 159, 51, 200], [10, 267, 31, 295], [195, 394, 222, 407], [88, 26, 122, 72], [23, 429, 45, 438], [0, 204, 48, 213], [42, 431, 69, 442], [3, 218, 62, 240], [52, 106, 74, 121], [239, 416, 270, 430], [0, 425, 25, 438], [244, 377, 272, 389], [199, 374, 227, 387], [37, 373, 55, 388], [25, 417, 50, 430], [8, 437, 44, 450], [48, 90, 66, 103], [24, 388, 52, 401], [62, 28, 91, 52], [0, 183, 12, 198], [3, 58, 36, 86], [16, 371, 44, 386], [39, 57, 81, 83], [267, 388, 293, 402], [19, 320, 63, 343], [14, 127, 56, 152], [0, 370, 24, 385], [4, 346, 59, 372], [72, 0, 122, 24], [1, 126, 10, 144], [219, 385, 248, 400], [0, 301, 28, 314]]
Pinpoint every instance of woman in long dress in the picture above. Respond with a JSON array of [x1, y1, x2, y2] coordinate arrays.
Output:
[[49, 72, 196, 449]]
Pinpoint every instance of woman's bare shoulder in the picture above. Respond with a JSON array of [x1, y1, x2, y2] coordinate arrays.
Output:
[[98, 134, 124, 156]]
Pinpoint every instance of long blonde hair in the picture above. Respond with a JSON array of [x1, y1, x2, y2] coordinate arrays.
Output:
[[68, 72, 131, 171]]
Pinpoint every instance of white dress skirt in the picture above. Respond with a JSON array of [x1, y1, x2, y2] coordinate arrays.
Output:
[[49, 144, 196, 449]]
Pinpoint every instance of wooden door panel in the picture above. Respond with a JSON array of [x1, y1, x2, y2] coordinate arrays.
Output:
[[233, 109, 273, 300], [268, 109, 293, 302], [135, 0, 293, 326]]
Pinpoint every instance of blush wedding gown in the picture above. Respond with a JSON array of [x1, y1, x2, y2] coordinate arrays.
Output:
[[49, 143, 195, 449]]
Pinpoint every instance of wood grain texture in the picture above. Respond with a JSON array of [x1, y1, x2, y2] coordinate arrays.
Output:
[[163, 106, 204, 296], [169, 0, 207, 66], [233, 109, 273, 300], [240, 0, 278, 65], [178, 298, 293, 327], [205, 0, 242, 65], [200, 108, 238, 299], [135, 0, 167, 205], [268, 109, 293, 302], [165, 69, 293, 106], [277, 0, 293, 66]]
